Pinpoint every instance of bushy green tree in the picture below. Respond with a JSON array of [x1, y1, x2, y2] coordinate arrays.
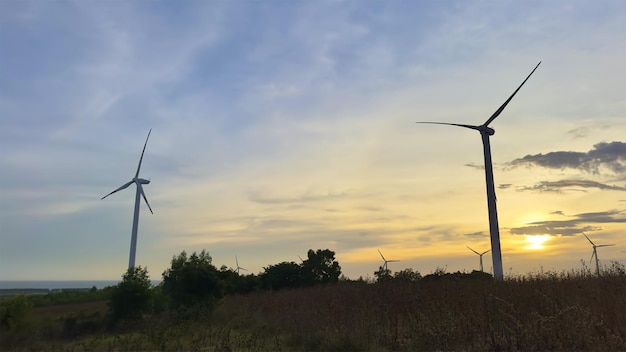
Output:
[[108, 266, 153, 321], [0, 295, 33, 331], [161, 250, 222, 310], [301, 249, 342, 286]]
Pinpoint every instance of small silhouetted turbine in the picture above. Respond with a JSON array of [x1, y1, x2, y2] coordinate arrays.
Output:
[[417, 62, 541, 280], [378, 249, 399, 271], [102, 129, 153, 269], [235, 256, 248, 275], [583, 233, 615, 276], [467, 246, 491, 272]]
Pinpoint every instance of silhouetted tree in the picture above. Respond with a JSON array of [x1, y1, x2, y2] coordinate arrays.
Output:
[[393, 268, 422, 282], [108, 266, 153, 321], [374, 266, 393, 282], [300, 249, 342, 286], [261, 261, 302, 290], [161, 250, 222, 310]]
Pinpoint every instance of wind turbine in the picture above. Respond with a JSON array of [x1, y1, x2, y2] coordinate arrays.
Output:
[[417, 62, 541, 280], [378, 249, 398, 271], [582, 233, 615, 276], [467, 246, 491, 272], [102, 129, 153, 270], [235, 256, 248, 275]]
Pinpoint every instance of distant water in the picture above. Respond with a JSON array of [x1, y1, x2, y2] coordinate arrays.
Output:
[[0, 280, 160, 290]]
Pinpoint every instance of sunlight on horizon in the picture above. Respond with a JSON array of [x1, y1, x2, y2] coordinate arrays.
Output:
[[523, 235, 551, 250]]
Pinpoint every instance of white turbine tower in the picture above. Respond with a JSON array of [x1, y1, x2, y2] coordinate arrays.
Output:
[[378, 249, 399, 271], [467, 246, 491, 272], [102, 129, 153, 270], [583, 233, 615, 276], [235, 256, 248, 275], [417, 62, 541, 280]]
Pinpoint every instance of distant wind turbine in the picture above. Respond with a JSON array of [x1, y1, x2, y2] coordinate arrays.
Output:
[[467, 246, 491, 272], [101, 129, 153, 270], [235, 256, 248, 275], [417, 62, 541, 280], [378, 249, 399, 271], [582, 233, 615, 276]]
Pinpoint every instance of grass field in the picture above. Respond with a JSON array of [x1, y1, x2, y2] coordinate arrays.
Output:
[[2, 268, 625, 351]]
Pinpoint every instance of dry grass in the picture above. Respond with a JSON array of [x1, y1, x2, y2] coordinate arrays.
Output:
[[2, 268, 625, 351]]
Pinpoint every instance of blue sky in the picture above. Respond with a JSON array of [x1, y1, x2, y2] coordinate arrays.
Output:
[[1, 0, 625, 280]]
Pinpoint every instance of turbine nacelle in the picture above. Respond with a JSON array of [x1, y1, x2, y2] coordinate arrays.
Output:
[[135, 178, 150, 185]]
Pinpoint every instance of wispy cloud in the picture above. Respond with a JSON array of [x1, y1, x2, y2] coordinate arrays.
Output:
[[516, 179, 626, 193]]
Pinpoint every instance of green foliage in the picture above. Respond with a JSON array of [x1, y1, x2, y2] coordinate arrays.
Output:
[[300, 249, 342, 286], [0, 294, 33, 330], [161, 250, 222, 311], [108, 266, 153, 321]]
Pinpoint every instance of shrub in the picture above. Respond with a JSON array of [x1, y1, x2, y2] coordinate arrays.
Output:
[[108, 266, 153, 321]]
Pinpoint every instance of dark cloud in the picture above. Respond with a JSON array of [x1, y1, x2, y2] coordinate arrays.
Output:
[[464, 163, 484, 170], [507, 141, 626, 174], [550, 211, 565, 216], [498, 184, 512, 190], [516, 179, 626, 193], [509, 210, 626, 236]]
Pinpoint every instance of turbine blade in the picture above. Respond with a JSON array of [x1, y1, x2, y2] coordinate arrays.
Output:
[[481, 249, 491, 255], [596, 244, 615, 248], [467, 246, 480, 255], [236, 256, 239, 267], [101, 180, 133, 200], [138, 184, 153, 214], [378, 249, 386, 261], [590, 251, 596, 263], [388, 260, 399, 262], [240, 267, 248, 271], [483, 61, 541, 127], [582, 232, 596, 246], [135, 129, 152, 179], [416, 122, 480, 131]]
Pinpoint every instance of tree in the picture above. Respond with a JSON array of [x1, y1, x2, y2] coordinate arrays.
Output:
[[393, 268, 422, 282], [0, 295, 33, 331], [161, 250, 222, 310], [108, 266, 153, 321], [374, 266, 393, 282], [261, 261, 302, 290], [300, 249, 342, 286]]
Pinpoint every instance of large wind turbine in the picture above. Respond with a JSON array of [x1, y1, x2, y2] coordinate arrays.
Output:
[[378, 249, 398, 271], [467, 246, 491, 272], [102, 129, 153, 270], [417, 62, 541, 280], [582, 233, 615, 276]]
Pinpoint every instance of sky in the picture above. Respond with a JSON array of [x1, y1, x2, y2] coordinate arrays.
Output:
[[1, 0, 625, 281]]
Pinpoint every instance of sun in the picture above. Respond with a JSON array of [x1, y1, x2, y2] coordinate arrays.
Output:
[[524, 235, 551, 250]]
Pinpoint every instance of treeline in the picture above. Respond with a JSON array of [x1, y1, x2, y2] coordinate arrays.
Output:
[[108, 248, 344, 321]]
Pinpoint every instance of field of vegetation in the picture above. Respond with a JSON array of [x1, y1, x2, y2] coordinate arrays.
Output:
[[1, 249, 625, 351]]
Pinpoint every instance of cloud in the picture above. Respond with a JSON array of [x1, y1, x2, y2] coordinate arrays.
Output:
[[567, 127, 589, 139], [499, 184, 512, 190], [464, 163, 484, 170], [516, 179, 626, 193], [247, 189, 351, 204], [509, 210, 626, 236], [507, 141, 626, 174]]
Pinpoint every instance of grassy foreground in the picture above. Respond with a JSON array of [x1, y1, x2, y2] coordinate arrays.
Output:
[[2, 269, 626, 351]]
